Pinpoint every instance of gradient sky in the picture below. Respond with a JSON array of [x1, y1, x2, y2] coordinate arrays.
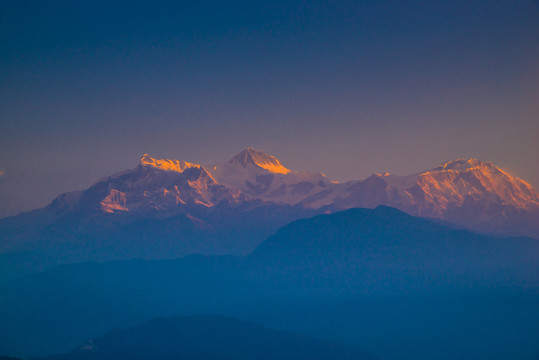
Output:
[[1, 0, 538, 217]]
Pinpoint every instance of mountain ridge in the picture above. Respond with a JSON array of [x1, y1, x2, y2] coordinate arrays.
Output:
[[1, 148, 538, 283], [8, 149, 537, 221]]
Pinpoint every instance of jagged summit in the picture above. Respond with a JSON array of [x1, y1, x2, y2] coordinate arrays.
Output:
[[139, 154, 201, 173], [414, 157, 539, 212], [432, 158, 491, 172], [229, 148, 290, 174]]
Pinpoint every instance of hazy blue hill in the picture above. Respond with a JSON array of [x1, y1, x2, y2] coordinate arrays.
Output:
[[1, 206, 538, 359], [38, 315, 377, 360], [0, 201, 321, 284], [249, 206, 539, 294]]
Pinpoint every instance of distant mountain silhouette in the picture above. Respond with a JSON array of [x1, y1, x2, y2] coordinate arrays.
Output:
[[37, 315, 377, 360], [249, 206, 539, 293]]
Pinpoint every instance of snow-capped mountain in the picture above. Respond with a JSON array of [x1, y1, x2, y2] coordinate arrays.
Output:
[[1, 148, 538, 284], [15, 149, 539, 237], [208, 150, 539, 237], [324, 158, 539, 236], [332, 158, 536, 210], [53, 153, 245, 215], [382, 158, 538, 215], [210, 148, 331, 205]]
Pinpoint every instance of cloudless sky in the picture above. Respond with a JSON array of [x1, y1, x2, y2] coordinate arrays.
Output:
[[1, 0, 538, 217]]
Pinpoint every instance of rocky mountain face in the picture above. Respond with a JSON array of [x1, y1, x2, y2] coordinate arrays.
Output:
[[329, 158, 539, 236], [54, 153, 245, 215]]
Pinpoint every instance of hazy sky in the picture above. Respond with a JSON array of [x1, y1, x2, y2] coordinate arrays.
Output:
[[1, 0, 538, 217]]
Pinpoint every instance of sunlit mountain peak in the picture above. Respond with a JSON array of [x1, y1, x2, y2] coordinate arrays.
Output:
[[229, 148, 290, 174], [139, 154, 201, 173], [433, 158, 490, 172], [416, 157, 539, 212]]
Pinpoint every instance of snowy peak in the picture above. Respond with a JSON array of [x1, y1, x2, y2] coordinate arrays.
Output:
[[139, 154, 202, 173], [140, 154, 200, 173], [229, 148, 290, 174], [139, 154, 217, 184], [140, 154, 201, 172], [83, 154, 233, 214], [415, 158, 539, 212], [209, 148, 329, 205], [432, 158, 490, 172]]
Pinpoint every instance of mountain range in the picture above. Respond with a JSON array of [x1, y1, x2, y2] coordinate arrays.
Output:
[[1, 148, 538, 282], [81, 148, 539, 231], [27, 148, 539, 234]]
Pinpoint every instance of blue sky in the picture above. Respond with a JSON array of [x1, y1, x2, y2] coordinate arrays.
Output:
[[1, 0, 538, 217]]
